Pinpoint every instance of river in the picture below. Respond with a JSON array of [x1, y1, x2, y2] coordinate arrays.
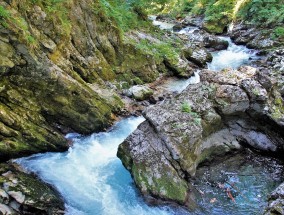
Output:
[[15, 20, 283, 215]]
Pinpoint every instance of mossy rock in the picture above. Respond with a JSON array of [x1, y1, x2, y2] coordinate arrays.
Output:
[[203, 21, 227, 34], [0, 163, 64, 214]]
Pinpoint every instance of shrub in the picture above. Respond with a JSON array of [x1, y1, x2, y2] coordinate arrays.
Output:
[[0, 6, 10, 20], [272, 26, 284, 39], [237, 0, 284, 27], [181, 102, 191, 113], [135, 39, 180, 63]]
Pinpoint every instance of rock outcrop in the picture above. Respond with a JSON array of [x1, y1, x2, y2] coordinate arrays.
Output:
[[123, 85, 153, 101], [0, 162, 64, 214], [264, 182, 284, 215], [0, 0, 174, 160], [118, 65, 284, 208], [230, 24, 279, 50]]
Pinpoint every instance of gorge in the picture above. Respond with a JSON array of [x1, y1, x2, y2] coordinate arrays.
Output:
[[0, 0, 283, 214]]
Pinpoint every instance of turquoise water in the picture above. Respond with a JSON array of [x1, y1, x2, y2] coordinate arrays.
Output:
[[15, 23, 282, 215], [15, 117, 283, 215], [16, 117, 190, 215], [194, 153, 284, 215]]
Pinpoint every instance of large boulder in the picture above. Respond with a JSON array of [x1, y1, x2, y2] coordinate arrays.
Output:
[[183, 46, 213, 67], [203, 35, 229, 51], [230, 23, 278, 49], [163, 57, 195, 78], [202, 19, 228, 34], [118, 66, 284, 208], [124, 85, 153, 101]]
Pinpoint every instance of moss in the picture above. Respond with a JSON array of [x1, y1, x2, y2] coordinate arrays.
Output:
[[48, 49, 62, 63], [0, 163, 64, 212], [133, 77, 144, 85], [154, 175, 188, 203], [271, 94, 284, 120], [131, 162, 188, 204], [203, 20, 227, 34]]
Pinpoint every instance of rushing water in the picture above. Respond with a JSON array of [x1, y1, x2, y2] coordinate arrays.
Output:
[[164, 37, 256, 92], [15, 116, 284, 215], [164, 71, 200, 93], [160, 24, 257, 92], [16, 117, 190, 215], [15, 20, 283, 215], [207, 36, 258, 71]]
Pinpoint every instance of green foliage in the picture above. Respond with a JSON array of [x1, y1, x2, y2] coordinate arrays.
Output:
[[93, 0, 149, 32], [194, 117, 201, 125], [27, 0, 71, 36], [181, 102, 192, 113], [180, 102, 201, 124], [205, 0, 235, 22], [183, 0, 208, 15], [273, 27, 284, 39], [166, 0, 284, 35], [0, 5, 10, 27], [237, 0, 284, 27], [26, 35, 36, 44], [0, 6, 10, 20], [135, 39, 179, 63]]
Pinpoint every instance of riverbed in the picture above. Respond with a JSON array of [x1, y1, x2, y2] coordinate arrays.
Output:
[[15, 18, 283, 215]]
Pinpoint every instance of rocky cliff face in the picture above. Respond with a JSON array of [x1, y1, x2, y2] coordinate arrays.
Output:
[[0, 0, 168, 160], [118, 61, 284, 207]]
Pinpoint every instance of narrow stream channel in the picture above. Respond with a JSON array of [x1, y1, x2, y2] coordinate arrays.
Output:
[[15, 21, 283, 215]]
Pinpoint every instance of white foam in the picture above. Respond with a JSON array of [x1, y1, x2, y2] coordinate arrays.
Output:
[[207, 37, 257, 71], [15, 117, 180, 215]]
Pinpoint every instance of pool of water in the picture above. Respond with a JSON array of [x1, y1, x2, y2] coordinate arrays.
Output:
[[194, 152, 284, 215]]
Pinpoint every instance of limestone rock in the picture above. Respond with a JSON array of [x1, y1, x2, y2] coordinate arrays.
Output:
[[118, 66, 284, 207], [203, 36, 229, 51], [125, 85, 153, 101], [0, 203, 14, 215], [164, 57, 194, 78], [0, 163, 64, 214], [118, 121, 190, 205], [173, 23, 183, 32], [183, 46, 212, 67], [0, 189, 9, 204], [264, 183, 284, 215], [7, 191, 25, 204], [230, 23, 278, 49]]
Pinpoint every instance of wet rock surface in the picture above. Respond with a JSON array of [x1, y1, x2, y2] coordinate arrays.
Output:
[[0, 163, 64, 214], [118, 65, 284, 209], [230, 24, 279, 50], [123, 85, 154, 101], [183, 45, 213, 67], [264, 182, 284, 215]]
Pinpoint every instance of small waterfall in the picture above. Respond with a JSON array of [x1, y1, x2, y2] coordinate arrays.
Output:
[[207, 36, 257, 71]]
